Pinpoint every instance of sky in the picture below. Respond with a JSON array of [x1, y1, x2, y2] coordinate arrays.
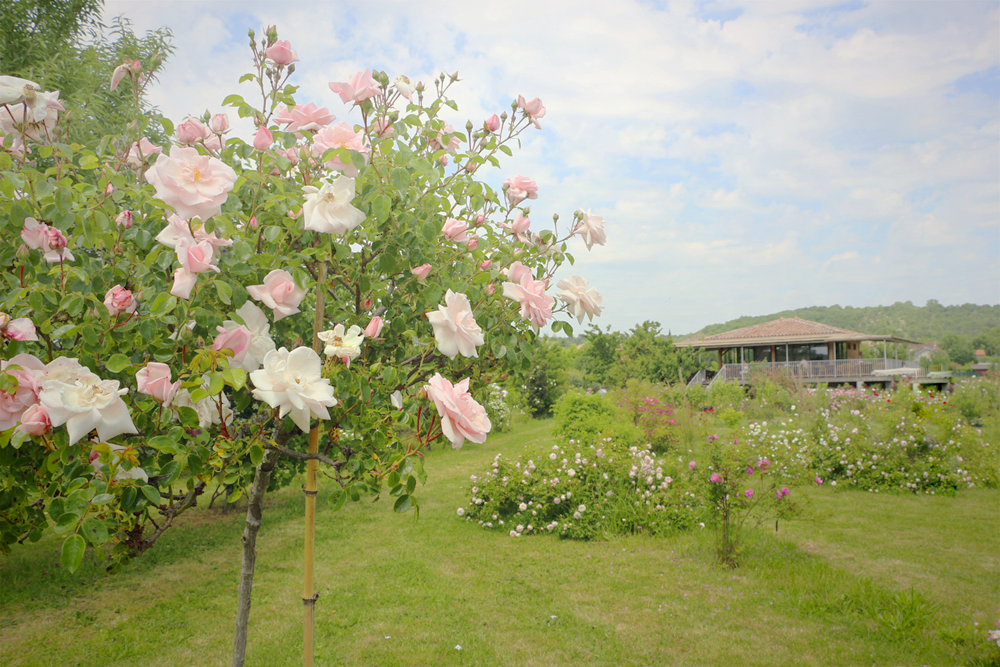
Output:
[[102, 0, 1000, 335]]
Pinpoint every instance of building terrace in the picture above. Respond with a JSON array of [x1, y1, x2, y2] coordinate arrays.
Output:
[[676, 317, 927, 388]]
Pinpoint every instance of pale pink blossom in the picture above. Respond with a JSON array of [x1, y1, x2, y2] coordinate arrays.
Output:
[[250, 347, 337, 433], [104, 285, 137, 317], [171, 237, 220, 300], [394, 76, 414, 100], [3, 318, 38, 342], [0, 88, 63, 142], [480, 260, 493, 271], [502, 261, 532, 284], [155, 214, 232, 252], [503, 210, 531, 236], [329, 69, 382, 104], [710, 473, 722, 483], [21, 218, 74, 263], [175, 118, 210, 145], [486, 283, 495, 296], [126, 138, 161, 167], [556, 275, 603, 324], [214, 323, 253, 370], [171, 378, 233, 429], [246, 269, 306, 321], [442, 218, 469, 243], [311, 122, 368, 177], [145, 146, 238, 221], [466, 237, 479, 251], [502, 272, 554, 332], [503, 175, 538, 207], [0, 354, 44, 430], [364, 316, 384, 339], [115, 210, 133, 229], [223, 302, 276, 372], [428, 123, 460, 153], [135, 362, 181, 406], [210, 113, 230, 134], [485, 114, 501, 133], [274, 102, 336, 133], [412, 264, 431, 282], [574, 208, 607, 250], [110, 63, 130, 91], [302, 176, 366, 235], [16, 403, 50, 436], [372, 118, 394, 138], [265, 40, 298, 66], [253, 126, 273, 151], [426, 290, 484, 359], [424, 373, 491, 450], [517, 95, 546, 129]]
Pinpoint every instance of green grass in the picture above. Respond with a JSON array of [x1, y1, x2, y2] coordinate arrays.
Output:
[[1, 417, 998, 666]]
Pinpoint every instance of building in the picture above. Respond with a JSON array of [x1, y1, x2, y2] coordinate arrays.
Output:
[[676, 317, 924, 387]]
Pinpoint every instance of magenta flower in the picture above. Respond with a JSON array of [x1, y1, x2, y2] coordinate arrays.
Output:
[[744, 488, 754, 499], [688, 461, 697, 471], [815, 476, 823, 485], [710, 473, 721, 483]]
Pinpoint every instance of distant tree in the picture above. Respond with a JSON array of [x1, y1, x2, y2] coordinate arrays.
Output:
[[580, 325, 625, 386], [972, 328, 1000, 357], [1, 1, 174, 147], [941, 334, 976, 365]]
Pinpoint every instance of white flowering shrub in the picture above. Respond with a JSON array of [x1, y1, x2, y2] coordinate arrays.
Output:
[[460, 437, 706, 539]]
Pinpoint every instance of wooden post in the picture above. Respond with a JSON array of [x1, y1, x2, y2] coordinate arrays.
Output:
[[303, 260, 327, 667]]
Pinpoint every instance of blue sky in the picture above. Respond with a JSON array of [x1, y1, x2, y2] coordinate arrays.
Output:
[[104, 0, 1000, 335]]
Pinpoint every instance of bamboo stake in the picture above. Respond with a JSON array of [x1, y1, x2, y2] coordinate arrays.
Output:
[[303, 259, 327, 667]]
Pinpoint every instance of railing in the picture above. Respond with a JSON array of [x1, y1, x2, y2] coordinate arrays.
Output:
[[714, 358, 925, 383], [686, 369, 706, 388]]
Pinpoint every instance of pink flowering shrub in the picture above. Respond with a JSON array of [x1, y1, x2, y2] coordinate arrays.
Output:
[[0, 25, 611, 577]]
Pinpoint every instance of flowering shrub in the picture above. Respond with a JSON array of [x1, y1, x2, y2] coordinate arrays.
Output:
[[614, 379, 679, 451], [705, 442, 800, 567], [460, 437, 706, 539], [734, 385, 998, 493], [0, 26, 611, 580], [551, 391, 639, 445], [483, 384, 513, 433]]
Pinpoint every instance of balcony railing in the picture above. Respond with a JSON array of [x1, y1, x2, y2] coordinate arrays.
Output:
[[715, 358, 925, 383]]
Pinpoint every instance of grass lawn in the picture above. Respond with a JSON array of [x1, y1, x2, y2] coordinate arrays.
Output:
[[1, 417, 997, 666]]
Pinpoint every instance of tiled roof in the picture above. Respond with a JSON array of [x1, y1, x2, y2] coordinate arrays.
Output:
[[701, 317, 863, 341]]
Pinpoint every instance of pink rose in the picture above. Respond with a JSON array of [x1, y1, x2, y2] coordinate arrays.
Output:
[[176, 118, 210, 145], [104, 285, 137, 317], [329, 69, 382, 104], [135, 362, 181, 405], [411, 264, 431, 282], [429, 123, 460, 153], [744, 489, 754, 499], [781, 487, 790, 497], [311, 122, 369, 177], [710, 473, 721, 483], [126, 138, 161, 167], [246, 269, 306, 321], [3, 317, 38, 342], [364, 316, 384, 339], [505, 210, 531, 235], [265, 40, 298, 66], [110, 63, 130, 91], [0, 354, 44, 430], [423, 373, 492, 450], [16, 403, 50, 436], [274, 102, 336, 134], [466, 238, 479, 251], [253, 126, 273, 151], [426, 290, 484, 359], [688, 461, 697, 470], [517, 95, 546, 129], [556, 275, 603, 324], [486, 283, 495, 296], [503, 261, 532, 284], [115, 210, 133, 229], [503, 175, 538, 206], [210, 113, 230, 134], [480, 259, 493, 271], [485, 114, 501, 133], [214, 324, 253, 368], [20, 217, 48, 249], [502, 271, 554, 332], [574, 208, 607, 250], [145, 145, 238, 221], [442, 218, 469, 243], [171, 237, 220, 300]]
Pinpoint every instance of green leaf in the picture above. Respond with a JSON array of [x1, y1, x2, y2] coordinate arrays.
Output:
[[81, 517, 108, 545], [393, 494, 412, 514], [160, 460, 182, 486], [263, 226, 282, 242], [249, 444, 263, 467], [406, 475, 417, 494], [328, 488, 347, 511], [207, 372, 225, 396], [215, 280, 233, 305], [150, 293, 177, 317], [60, 534, 86, 574], [147, 435, 177, 452], [91, 493, 114, 506], [391, 168, 410, 192], [372, 193, 391, 223], [160, 117, 174, 137], [141, 485, 162, 506], [498, 145, 513, 157], [105, 354, 131, 373]]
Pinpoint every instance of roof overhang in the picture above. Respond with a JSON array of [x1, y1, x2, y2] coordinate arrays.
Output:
[[675, 333, 920, 349]]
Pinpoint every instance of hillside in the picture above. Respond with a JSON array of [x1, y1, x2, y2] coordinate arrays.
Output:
[[690, 300, 999, 343]]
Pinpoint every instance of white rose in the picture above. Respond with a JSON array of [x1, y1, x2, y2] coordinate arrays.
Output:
[[318, 324, 365, 367], [302, 176, 366, 236], [556, 275, 603, 324], [40, 371, 138, 445], [250, 347, 337, 433]]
